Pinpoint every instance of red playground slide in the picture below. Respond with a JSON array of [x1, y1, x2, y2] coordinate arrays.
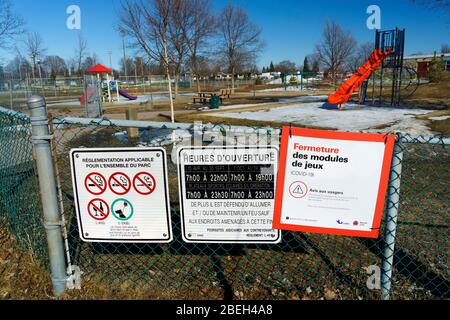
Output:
[[328, 48, 393, 105]]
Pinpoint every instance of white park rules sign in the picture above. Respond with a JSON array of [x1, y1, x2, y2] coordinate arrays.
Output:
[[70, 147, 172, 243], [177, 146, 281, 243], [273, 127, 395, 238]]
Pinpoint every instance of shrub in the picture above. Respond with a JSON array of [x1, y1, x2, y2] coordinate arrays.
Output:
[[428, 53, 450, 83]]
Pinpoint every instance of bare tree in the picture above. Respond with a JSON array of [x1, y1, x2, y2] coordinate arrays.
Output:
[[180, 0, 216, 92], [166, 1, 190, 98], [216, 4, 263, 89], [75, 33, 88, 75], [314, 20, 357, 83], [410, 0, 450, 11], [66, 57, 77, 76], [0, 0, 24, 49], [42, 55, 67, 79], [81, 54, 99, 71], [351, 42, 374, 72], [24, 32, 47, 79], [442, 44, 450, 53], [119, 57, 135, 78], [119, 0, 176, 122], [275, 60, 298, 74]]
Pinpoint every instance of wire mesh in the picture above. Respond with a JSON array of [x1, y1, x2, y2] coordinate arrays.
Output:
[[0, 108, 448, 299]]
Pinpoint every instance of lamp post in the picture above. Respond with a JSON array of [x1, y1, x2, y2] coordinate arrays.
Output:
[[120, 31, 128, 83], [108, 51, 114, 78], [37, 59, 45, 97], [4, 71, 13, 110]]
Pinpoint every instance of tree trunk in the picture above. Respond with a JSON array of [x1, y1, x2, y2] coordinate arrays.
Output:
[[163, 30, 174, 123], [174, 73, 179, 98], [196, 76, 201, 93], [231, 66, 235, 89]]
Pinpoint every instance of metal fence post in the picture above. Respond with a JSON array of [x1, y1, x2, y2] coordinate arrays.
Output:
[[381, 138, 404, 300], [28, 95, 67, 296]]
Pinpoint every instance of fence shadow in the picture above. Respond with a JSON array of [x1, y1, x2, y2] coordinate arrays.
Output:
[[359, 238, 450, 298]]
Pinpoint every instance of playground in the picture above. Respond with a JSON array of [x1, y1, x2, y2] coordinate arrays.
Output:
[[0, 0, 449, 303], [30, 27, 447, 136]]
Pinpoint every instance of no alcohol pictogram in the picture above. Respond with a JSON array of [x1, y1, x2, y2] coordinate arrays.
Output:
[[289, 181, 308, 199], [87, 198, 110, 221], [108, 172, 131, 195], [84, 172, 107, 195], [133, 172, 156, 195]]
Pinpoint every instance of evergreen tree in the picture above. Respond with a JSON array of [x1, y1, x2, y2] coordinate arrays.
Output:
[[303, 57, 310, 73], [428, 52, 449, 83], [269, 61, 274, 72], [262, 66, 266, 73], [312, 60, 320, 75]]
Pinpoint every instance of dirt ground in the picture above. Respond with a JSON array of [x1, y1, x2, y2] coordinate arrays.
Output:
[[41, 81, 450, 135]]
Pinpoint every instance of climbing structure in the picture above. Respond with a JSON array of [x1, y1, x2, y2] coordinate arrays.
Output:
[[365, 28, 406, 107]]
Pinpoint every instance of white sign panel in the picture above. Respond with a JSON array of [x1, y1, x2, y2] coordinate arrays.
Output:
[[178, 146, 281, 243], [70, 148, 172, 242], [273, 127, 394, 238]]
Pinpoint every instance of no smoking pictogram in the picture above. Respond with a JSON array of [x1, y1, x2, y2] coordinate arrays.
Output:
[[84, 172, 107, 195], [108, 172, 131, 195], [133, 172, 156, 195], [289, 181, 308, 199], [87, 198, 110, 221]]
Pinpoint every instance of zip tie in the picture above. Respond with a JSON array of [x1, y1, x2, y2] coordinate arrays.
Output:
[[30, 116, 48, 122], [32, 134, 54, 143], [52, 275, 69, 285], [43, 221, 64, 230]]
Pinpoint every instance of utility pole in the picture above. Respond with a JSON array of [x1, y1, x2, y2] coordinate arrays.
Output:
[[37, 59, 45, 98], [108, 51, 114, 78], [121, 31, 128, 83]]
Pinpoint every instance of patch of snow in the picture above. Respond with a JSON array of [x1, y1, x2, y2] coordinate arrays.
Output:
[[50, 92, 196, 107], [429, 116, 450, 121], [210, 102, 435, 134], [267, 78, 282, 84], [258, 86, 317, 92], [207, 95, 328, 111]]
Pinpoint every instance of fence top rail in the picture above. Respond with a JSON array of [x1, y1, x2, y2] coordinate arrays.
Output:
[[397, 134, 449, 145], [0, 106, 30, 121], [1, 106, 448, 144], [52, 116, 281, 135]]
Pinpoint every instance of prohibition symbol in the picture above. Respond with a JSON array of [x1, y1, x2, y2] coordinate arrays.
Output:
[[108, 172, 131, 195], [289, 181, 308, 199], [87, 198, 110, 220], [133, 172, 156, 195], [84, 172, 107, 195]]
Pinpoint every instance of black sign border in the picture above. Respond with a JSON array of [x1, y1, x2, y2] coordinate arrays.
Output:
[[178, 145, 281, 243]]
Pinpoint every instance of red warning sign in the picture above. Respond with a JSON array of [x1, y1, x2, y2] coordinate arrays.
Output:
[[84, 172, 107, 195], [133, 172, 156, 195], [87, 198, 110, 221], [289, 181, 308, 199], [108, 172, 131, 195]]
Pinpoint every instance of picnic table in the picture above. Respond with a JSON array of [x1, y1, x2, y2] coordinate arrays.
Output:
[[192, 88, 234, 104]]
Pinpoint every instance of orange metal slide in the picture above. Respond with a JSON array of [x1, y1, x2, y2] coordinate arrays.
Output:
[[327, 48, 393, 106]]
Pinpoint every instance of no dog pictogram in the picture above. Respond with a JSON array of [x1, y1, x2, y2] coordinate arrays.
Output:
[[87, 198, 110, 221], [108, 172, 131, 195], [133, 172, 156, 195], [84, 172, 107, 195]]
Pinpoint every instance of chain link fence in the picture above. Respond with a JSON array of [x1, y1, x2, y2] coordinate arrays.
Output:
[[0, 105, 448, 299], [0, 76, 260, 111]]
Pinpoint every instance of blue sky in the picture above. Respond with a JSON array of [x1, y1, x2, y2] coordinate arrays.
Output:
[[1, 0, 449, 69]]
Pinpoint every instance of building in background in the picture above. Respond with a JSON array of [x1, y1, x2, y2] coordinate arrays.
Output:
[[403, 53, 450, 78]]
